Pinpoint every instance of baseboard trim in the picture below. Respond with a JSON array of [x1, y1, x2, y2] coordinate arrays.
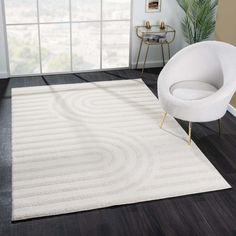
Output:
[[228, 104, 236, 117], [131, 60, 167, 69], [0, 72, 9, 79]]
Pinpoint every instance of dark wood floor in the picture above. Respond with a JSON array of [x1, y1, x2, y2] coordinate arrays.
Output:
[[1, 68, 236, 236]]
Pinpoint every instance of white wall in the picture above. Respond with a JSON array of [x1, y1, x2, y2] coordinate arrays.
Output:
[[0, 0, 8, 78], [0, 0, 185, 78], [131, 0, 184, 68]]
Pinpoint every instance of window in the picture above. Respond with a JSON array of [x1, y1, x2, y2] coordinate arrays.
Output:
[[4, 0, 131, 75]]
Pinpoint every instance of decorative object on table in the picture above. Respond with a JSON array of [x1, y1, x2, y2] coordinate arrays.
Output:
[[12, 79, 230, 221], [160, 21, 166, 30], [158, 41, 236, 144], [143, 34, 158, 42], [176, 0, 218, 44], [135, 25, 176, 75], [145, 21, 152, 29], [143, 34, 166, 43], [146, 0, 161, 13]]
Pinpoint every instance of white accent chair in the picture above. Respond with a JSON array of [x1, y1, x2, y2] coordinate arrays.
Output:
[[158, 41, 236, 144]]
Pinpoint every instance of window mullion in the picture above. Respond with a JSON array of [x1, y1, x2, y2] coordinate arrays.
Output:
[[100, 0, 103, 70], [69, 0, 73, 72], [36, 0, 42, 74]]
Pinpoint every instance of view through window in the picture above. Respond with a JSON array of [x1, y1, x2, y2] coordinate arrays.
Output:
[[4, 0, 131, 75]]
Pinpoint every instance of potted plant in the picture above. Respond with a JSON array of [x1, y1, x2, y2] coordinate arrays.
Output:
[[176, 0, 218, 44]]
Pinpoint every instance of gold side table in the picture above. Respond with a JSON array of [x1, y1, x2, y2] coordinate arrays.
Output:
[[135, 25, 176, 75]]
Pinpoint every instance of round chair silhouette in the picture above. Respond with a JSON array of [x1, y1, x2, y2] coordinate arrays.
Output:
[[158, 41, 236, 144]]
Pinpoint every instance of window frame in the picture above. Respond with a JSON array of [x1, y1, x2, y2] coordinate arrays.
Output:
[[2, 0, 133, 77]]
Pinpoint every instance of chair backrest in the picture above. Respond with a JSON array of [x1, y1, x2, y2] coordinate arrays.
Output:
[[159, 41, 236, 90]]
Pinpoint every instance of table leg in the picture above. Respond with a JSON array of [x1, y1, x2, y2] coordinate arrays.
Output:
[[142, 44, 150, 75], [136, 39, 143, 69], [161, 43, 165, 67], [167, 43, 171, 60]]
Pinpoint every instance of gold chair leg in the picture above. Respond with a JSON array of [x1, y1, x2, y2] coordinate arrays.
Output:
[[188, 122, 192, 145], [160, 112, 167, 128], [218, 119, 222, 136]]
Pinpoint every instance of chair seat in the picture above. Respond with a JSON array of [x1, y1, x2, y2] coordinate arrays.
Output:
[[170, 81, 218, 101]]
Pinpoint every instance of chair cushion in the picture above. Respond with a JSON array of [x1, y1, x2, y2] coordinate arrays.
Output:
[[170, 81, 218, 101]]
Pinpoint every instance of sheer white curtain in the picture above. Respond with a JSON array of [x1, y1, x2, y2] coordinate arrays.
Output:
[[4, 0, 131, 75]]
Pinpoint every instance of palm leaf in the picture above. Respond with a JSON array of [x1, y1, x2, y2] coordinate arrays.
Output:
[[181, 16, 194, 44], [176, 0, 218, 44]]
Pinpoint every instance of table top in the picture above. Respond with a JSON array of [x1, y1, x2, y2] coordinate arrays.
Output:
[[136, 25, 175, 35], [136, 25, 176, 45]]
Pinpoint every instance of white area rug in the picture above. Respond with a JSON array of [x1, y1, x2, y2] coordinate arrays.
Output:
[[12, 79, 230, 221]]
